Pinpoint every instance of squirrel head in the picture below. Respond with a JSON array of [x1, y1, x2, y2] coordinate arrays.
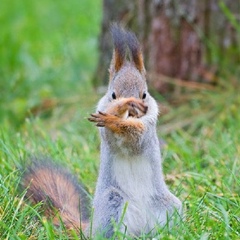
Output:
[[107, 24, 148, 101]]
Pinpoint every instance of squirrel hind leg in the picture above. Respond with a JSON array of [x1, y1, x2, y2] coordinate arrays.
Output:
[[21, 159, 90, 232]]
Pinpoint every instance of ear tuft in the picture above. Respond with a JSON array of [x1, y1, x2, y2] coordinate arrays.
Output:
[[110, 23, 127, 74], [126, 31, 146, 74]]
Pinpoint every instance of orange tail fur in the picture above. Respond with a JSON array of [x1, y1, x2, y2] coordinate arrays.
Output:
[[21, 159, 90, 232]]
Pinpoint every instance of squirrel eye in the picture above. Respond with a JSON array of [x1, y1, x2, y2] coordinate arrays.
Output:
[[142, 92, 147, 99], [112, 92, 116, 99]]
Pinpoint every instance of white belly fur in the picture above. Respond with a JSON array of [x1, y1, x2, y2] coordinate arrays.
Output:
[[112, 154, 158, 235]]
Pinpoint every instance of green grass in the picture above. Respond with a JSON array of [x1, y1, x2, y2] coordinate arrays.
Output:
[[0, 0, 239, 239], [0, 0, 100, 127]]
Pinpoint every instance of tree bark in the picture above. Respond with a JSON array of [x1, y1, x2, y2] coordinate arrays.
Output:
[[92, 0, 136, 86], [94, 0, 240, 93]]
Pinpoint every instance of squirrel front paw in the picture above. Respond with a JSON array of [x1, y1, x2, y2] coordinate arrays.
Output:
[[88, 111, 119, 127], [88, 97, 147, 133], [107, 97, 148, 119], [127, 98, 148, 117], [88, 111, 145, 135]]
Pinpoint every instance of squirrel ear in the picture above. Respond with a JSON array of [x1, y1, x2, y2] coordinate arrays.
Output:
[[126, 31, 146, 75], [109, 24, 126, 79]]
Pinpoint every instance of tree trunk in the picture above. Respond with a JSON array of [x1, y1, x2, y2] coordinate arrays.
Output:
[[94, 0, 240, 93], [92, 0, 136, 86]]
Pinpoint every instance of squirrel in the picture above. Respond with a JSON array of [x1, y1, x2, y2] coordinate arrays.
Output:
[[21, 25, 182, 238]]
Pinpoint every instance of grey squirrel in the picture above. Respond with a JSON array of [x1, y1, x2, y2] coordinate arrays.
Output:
[[22, 25, 182, 238]]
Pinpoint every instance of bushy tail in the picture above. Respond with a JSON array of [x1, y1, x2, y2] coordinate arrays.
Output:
[[21, 159, 90, 232]]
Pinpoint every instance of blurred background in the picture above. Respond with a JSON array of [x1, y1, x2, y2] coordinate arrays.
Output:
[[0, 1, 239, 238], [1, 0, 239, 129], [1, 0, 101, 127]]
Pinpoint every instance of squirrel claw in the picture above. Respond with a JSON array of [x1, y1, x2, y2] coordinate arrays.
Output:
[[88, 115, 99, 122], [130, 102, 148, 114], [126, 99, 148, 116], [98, 111, 107, 116], [96, 122, 105, 127], [88, 111, 111, 127], [88, 117, 95, 122]]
